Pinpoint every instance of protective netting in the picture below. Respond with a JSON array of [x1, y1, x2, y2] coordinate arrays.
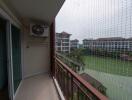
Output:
[[56, 0, 132, 100]]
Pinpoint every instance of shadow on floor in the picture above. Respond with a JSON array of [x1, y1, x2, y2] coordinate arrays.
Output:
[[0, 87, 9, 100]]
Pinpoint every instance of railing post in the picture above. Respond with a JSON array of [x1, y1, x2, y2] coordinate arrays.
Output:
[[50, 20, 55, 76], [71, 76, 73, 100]]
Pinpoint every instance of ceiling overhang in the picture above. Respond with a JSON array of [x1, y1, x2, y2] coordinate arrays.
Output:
[[4, 0, 65, 24]]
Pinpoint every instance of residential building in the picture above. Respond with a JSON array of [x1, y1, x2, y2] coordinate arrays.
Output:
[[83, 37, 132, 52], [70, 39, 79, 51], [56, 32, 71, 53]]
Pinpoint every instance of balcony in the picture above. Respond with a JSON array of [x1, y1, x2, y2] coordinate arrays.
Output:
[[0, 0, 108, 100], [14, 57, 108, 100]]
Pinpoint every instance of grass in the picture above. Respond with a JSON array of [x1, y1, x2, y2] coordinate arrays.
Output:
[[83, 55, 132, 76]]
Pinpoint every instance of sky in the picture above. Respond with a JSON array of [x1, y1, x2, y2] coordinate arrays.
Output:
[[56, 0, 132, 43]]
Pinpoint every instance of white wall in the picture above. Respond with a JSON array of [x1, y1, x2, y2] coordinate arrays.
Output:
[[0, 0, 51, 79], [21, 22, 50, 78]]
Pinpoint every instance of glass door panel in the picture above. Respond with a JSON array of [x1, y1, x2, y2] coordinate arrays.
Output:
[[0, 17, 9, 100], [11, 25, 22, 93]]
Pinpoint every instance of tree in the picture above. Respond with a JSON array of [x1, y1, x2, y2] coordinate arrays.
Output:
[[70, 49, 85, 63]]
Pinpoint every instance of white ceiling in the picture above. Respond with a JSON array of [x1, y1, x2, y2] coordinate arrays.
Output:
[[4, 0, 65, 24]]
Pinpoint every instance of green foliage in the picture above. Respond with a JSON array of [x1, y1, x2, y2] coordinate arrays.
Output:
[[84, 56, 132, 76], [128, 52, 132, 56], [83, 48, 122, 59], [67, 48, 85, 66]]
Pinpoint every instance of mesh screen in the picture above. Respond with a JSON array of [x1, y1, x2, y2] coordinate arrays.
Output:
[[56, 0, 132, 100]]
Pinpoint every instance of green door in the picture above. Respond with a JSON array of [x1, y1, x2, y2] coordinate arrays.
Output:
[[0, 18, 9, 100], [11, 25, 22, 93]]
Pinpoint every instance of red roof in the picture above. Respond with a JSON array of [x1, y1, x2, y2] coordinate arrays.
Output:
[[97, 37, 125, 41], [61, 31, 71, 35]]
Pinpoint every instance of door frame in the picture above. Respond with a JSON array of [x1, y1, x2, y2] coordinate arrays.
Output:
[[7, 20, 22, 100], [0, 15, 15, 100], [0, 6, 22, 100], [6, 21, 14, 100]]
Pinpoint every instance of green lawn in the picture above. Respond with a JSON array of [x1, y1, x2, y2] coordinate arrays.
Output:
[[84, 56, 132, 76]]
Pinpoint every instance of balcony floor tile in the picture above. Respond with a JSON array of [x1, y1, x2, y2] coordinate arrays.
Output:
[[15, 74, 59, 100]]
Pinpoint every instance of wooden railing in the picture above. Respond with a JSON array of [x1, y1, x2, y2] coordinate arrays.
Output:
[[55, 57, 108, 100]]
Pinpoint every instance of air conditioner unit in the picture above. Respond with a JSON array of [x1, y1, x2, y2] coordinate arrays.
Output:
[[30, 23, 49, 37]]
